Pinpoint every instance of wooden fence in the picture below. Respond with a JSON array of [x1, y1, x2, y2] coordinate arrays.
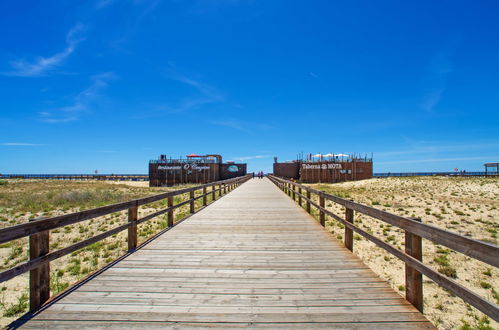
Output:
[[1, 174, 149, 181], [0, 175, 251, 311], [267, 175, 499, 322]]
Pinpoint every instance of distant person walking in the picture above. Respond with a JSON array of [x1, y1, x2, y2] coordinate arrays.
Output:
[[252, 172, 255, 179], [258, 171, 263, 179]]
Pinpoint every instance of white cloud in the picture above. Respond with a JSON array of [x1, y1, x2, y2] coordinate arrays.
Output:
[[3, 24, 85, 77], [0, 143, 45, 146], [166, 70, 225, 113], [375, 141, 499, 158], [209, 119, 247, 132], [309, 72, 319, 79], [421, 50, 453, 112], [377, 156, 497, 165], [39, 72, 115, 123], [233, 155, 272, 161]]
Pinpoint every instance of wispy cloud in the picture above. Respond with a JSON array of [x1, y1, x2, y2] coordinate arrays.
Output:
[[110, 0, 161, 48], [421, 50, 453, 112], [232, 155, 272, 162], [375, 141, 499, 158], [209, 119, 248, 132], [3, 24, 85, 77], [39, 72, 115, 123], [95, 0, 117, 9], [309, 72, 319, 79], [377, 156, 497, 165], [209, 119, 275, 134], [0, 142, 45, 146], [161, 67, 225, 113]]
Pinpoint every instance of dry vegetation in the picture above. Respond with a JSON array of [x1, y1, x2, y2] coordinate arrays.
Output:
[[305, 176, 498, 330], [0, 179, 208, 327]]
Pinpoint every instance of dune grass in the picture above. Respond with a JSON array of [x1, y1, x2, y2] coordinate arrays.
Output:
[[0, 179, 202, 326]]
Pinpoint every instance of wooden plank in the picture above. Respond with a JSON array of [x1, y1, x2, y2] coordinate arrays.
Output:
[[405, 218, 423, 313], [0, 176, 250, 244], [18, 178, 433, 329], [29, 218, 50, 311], [271, 176, 498, 267], [344, 207, 354, 251], [0, 222, 131, 283], [128, 206, 138, 251], [167, 196, 173, 227]]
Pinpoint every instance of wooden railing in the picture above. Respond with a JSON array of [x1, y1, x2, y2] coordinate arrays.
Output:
[[268, 175, 499, 322], [0, 175, 251, 311]]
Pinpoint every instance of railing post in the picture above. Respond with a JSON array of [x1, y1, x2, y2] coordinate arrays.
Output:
[[344, 206, 354, 251], [319, 193, 325, 226], [306, 190, 311, 213], [223, 183, 227, 194], [218, 184, 222, 197], [212, 185, 216, 200], [128, 205, 138, 251], [167, 196, 174, 227], [203, 186, 207, 206], [29, 218, 50, 311], [405, 218, 423, 313], [190, 191, 195, 213], [292, 184, 296, 201], [298, 187, 302, 206]]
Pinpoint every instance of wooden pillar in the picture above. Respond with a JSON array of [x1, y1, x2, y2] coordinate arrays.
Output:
[[212, 185, 216, 200], [298, 187, 302, 206], [218, 184, 222, 197], [292, 185, 296, 201], [344, 207, 354, 251], [306, 190, 311, 213], [319, 193, 325, 226], [405, 218, 423, 312], [29, 218, 50, 311], [203, 186, 207, 206], [128, 205, 138, 251], [190, 191, 195, 213], [167, 197, 174, 227]]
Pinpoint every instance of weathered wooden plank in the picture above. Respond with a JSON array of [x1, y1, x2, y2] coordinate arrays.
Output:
[[18, 178, 433, 328], [21, 320, 435, 329]]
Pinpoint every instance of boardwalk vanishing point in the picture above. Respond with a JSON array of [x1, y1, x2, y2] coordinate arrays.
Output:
[[17, 178, 433, 329]]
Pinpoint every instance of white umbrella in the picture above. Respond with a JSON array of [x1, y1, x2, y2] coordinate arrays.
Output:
[[323, 153, 335, 157], [312, 154, 323, 158], [336, 153, 349, 157]]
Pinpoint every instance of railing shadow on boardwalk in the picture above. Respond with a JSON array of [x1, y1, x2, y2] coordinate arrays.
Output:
[[0, 175, 251, 327], [267, 175, 499, 323]]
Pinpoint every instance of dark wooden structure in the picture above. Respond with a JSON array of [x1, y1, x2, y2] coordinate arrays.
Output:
[[273, 154, 373, 183], [273, 161, 300, 179], [149, 154, 247, 187]]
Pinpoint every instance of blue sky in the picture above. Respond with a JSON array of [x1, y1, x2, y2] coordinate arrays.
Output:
[[1, 0, 498, 174]]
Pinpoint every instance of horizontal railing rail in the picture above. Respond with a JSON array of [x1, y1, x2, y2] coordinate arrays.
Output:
[[0, 174, 251, 311], [0, 174, 149, 181], [268, 175, 499, 322]]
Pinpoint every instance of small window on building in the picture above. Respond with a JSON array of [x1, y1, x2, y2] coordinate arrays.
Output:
[[356, 168, 364, 173]]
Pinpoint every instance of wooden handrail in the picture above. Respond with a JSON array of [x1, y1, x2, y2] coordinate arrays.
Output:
[[0, 174, 251, 311], [268, 175, 499, 322]]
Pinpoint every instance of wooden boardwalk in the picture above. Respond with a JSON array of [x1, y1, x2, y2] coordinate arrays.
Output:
[[21, 178, 433, 329]]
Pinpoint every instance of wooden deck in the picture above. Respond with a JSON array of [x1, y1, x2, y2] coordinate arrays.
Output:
[[20, 178, 434, 329]]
